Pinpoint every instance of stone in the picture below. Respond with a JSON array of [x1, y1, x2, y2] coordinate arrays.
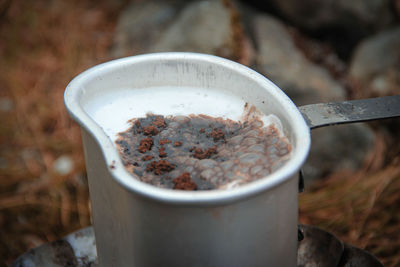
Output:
[[244, 0, 395, 57], [251, 13, 376, 182], [252, 0, 394, 33], [349, 27, 400, 95], [396, 0, 400, 17], [149, 0, 239, 59], [11, 226, 384, 266], [12, 240, 78, 267], [111, 0, 184, 57], [252, 14, 346, 106], [304, 123, 375, 182], [112, 0, 254, 63]]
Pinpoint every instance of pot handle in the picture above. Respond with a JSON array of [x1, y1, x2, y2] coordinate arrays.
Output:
[[298, 95, 400, 129]]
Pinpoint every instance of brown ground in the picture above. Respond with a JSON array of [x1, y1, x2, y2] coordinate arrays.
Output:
[[0, 0, 123, 265], [0, 0, 399, 266]]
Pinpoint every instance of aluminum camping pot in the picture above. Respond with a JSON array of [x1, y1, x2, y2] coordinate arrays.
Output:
[[64, 52, 313, 267]]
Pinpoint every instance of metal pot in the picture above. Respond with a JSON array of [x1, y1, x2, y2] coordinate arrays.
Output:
[[64, 53, 399, 267]]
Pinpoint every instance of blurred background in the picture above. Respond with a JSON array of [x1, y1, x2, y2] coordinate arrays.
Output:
[[0, 0, 399, 265]]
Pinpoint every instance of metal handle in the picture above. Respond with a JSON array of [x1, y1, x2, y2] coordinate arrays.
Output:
[[298, 95, 400, 129]]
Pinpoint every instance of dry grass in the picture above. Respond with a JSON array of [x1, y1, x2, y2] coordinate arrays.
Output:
[[300, 166, 400, 266], [0, 0, 399, 266], [300, 128, 400, 267], [0, 0, 122, 264]]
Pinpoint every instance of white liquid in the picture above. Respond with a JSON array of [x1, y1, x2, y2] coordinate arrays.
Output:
[[84, 86, 282, 140]]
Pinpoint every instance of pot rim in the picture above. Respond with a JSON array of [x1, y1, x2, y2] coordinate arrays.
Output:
[[64, 52, 311, 205]]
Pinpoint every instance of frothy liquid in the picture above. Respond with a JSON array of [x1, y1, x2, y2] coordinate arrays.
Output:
[[116, 113, 291, 190], [83, 86, 291, 190], [83, 86, 282, 139]]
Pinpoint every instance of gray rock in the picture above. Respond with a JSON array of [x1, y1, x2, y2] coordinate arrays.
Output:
[[149, 0, 237, 58], [112, 0, 184, 57], [350, 27, 400, 95], [112, 0, 253, 63], [12, 239, 78, 267], [11, 225, 384, 267], [304, 123, 375, 182], [252, 14, 346, 106], [251, 14, 376, 182], [262, 0, 393, 33]]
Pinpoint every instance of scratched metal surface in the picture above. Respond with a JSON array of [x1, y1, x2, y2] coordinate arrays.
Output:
[[12, 225, 383, 267], [299, 95, 400, 129]]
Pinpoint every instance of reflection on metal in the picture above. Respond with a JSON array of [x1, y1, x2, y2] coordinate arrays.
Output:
[[12, 225, 383, 267], [299, 95, 400, 129], [298, 224, 344, 267], [339, 244, 384, 267]]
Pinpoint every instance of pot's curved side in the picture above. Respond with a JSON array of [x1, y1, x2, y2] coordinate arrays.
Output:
[[65, 53, 311, 266], [83, 128, 298, 266]]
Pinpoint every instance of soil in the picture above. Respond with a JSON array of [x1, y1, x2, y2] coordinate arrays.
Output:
[[115, 113, 292, 190]]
